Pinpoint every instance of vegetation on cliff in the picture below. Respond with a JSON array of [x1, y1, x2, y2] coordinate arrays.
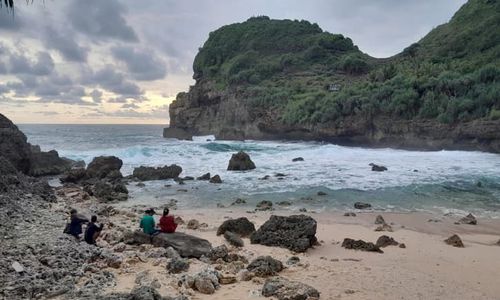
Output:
[[190, 0, 500, 126]]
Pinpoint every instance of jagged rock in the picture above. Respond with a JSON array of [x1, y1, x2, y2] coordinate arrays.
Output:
[[207, 245, 229, 262], [60, 168, 86, 183], [197, 172, 211, 180], [29, 150, 73, 176], [375, 215, 385, 224], [375, 224, 393, 232], [458, 213, 477, 225], [123, 230, 153, 245], [152, 232, 212, 258], [237, 269, 254, 281], [354, 202, 371, 209], [251, 215, 317, 252], [132, 165, 182, 181], [247, 256, 283, 277], [126, 286, 164, 300], [180, 269, 220, 295], [217, 217, 256, 237], [86, 156, 123, 179], [231, 198, 246, 205], [91, 181, 128, 202], [224, 231, 244, 247], [0, 113, 32, 173], [167, 257, 190, 273], [0, 156, 18, 176], [256, 200, 273, 211], [399, 243, 406, 248], [292, 157, 304, 162], [209, 174, 222, 183], [370, 163, 387, 172], [174, 216, 185, 225], [342, 238, 383, 253], [262, 276, 320, 300], [227, 151, 256, 171], [219, 273, 237, 284], [113, 182, 129, 194], [187, 219, 200, 230], [286, 256, 300, 266], [444, 234, 464, 248], [376, 235, 399, 248]]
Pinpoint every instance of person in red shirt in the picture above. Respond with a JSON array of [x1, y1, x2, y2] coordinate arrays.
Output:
[[159, 208, 177, 233]]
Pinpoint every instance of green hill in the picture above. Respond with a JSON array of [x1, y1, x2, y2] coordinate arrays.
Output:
[[166, 0, 500, 152]]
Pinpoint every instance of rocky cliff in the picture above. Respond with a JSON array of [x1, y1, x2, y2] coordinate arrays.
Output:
[[0, 113, 75, 176], [165, 0, 500, 152]]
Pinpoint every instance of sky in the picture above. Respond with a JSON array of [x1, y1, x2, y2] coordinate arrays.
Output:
[[0, 0, 466, 124]]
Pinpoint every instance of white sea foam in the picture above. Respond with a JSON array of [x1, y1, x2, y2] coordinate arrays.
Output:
[[19, 124, 500, 216]]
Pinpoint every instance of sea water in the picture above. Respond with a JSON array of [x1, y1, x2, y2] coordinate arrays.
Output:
[[19, 124, 500, 218]]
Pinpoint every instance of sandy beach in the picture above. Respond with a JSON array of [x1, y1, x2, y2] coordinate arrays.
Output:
[[88, 202, 500, 300]]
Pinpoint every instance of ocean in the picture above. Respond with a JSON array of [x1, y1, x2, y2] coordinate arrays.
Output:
[[19, 124, 500, 218]]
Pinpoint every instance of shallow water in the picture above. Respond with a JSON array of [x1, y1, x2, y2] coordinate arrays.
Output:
[[20, 124, 500, 217]]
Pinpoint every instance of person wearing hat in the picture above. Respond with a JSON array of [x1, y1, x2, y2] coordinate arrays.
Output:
[[140, 208, 158, 235]]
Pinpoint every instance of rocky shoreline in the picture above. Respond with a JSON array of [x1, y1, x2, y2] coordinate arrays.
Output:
[[3, 113, 500, 299], [164, 81, 500, 153]]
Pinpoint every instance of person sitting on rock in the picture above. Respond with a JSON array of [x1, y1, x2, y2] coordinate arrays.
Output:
[[159, 208, 177, 233], [68, 209, 89, 239], [84, 215, 104, 245], [140, 208, 158, 235]]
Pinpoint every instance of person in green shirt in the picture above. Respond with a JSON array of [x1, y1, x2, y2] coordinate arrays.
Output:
[[140, 209, 158, 235]]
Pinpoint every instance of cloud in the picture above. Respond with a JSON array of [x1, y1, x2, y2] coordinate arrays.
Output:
[[89, 89, 103, 103], [67, 0, 138, 42], [111, 46, 167, 81], [43, 25, 89, 62], [121, 103, 140, 109], [8, 51, 54, 76], [82, 65, 143, 97]]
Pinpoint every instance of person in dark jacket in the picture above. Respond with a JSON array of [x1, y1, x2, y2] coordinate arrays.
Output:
[[68, 209, 88, 239], [84, 215, 104, 245], [158, 208, 177, 233]]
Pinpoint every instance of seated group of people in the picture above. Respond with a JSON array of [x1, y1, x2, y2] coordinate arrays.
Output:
[[65, 207, 177, 245], [66, 209, 103, 245], [140, 208, 177, 235]]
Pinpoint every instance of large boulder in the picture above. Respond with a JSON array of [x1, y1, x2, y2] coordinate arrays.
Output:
[[250, 215, 317, 252], [152, 232, 212, 258], [217, 217, 256, 237], [227, 151, 256, 171], [0, 156, 18, 176], [86, 156, 123, 179], [29, 149, 73, 176], [0, 113, 31, 173], [123, 230, 153, 245], [133, 165, 182, 181], [262, 276, 320, 300]]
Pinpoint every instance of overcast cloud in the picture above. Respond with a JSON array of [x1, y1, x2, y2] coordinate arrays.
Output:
[[0, 0, 466, 124]]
